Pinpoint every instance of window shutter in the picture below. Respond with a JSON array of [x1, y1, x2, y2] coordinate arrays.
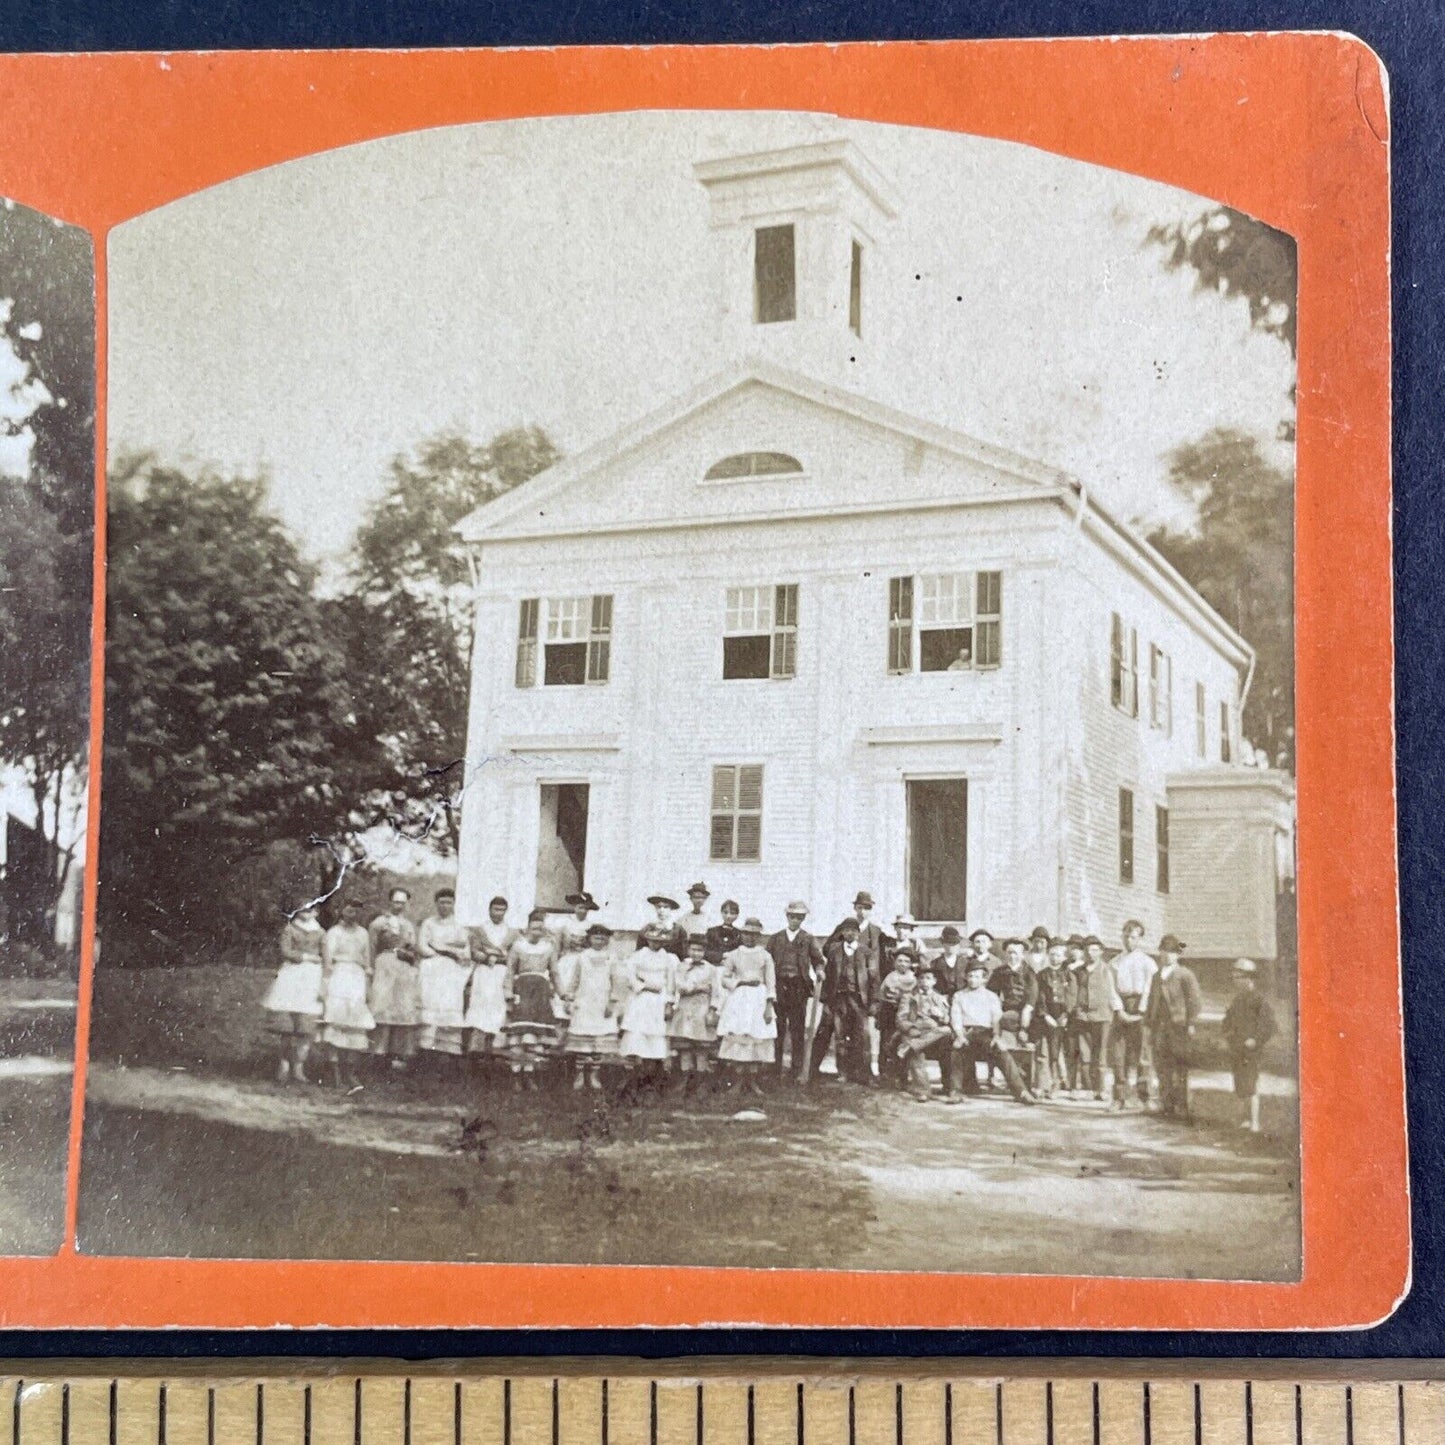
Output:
[[1110, 613, 1123, 707], [975, 571, 1002, 667], [1156, 805, 1170, 893], [888, 576, 914, 674], [515, 598, 539, 688], [771, 584, 798, 679], [1127, 628, 1139, 717], [1162, 653, 1173, 736], [586, 593, 613, 683], [1119, 787, 1135, 884], [737, 764, 764, 859]]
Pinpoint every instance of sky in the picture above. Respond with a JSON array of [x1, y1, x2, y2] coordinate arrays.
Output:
[[107, 110, 1296, 562]]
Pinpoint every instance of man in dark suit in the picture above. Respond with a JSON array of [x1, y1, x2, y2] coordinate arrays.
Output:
[[1146, 933, 1203, 1119], [808, 915, 878, 1084], [767, 900, 826, 1081], [826, 890, 884, 978]]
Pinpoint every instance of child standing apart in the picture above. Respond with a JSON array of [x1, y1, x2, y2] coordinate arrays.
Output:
[[368, 888, 420, 1071], [559, 921, 620, 1091], [320, 898, 374, 1091], [463, 938, 509, 1081], [1109, 919, 1157, 1110], [1223, 957, 1276, 1133], [261, 905, 325, 1083], [670, 935, 721, 1096], [503, 910, 562, 1090], [715, 917, 777, 1096], [618, 925, 678, 1095]]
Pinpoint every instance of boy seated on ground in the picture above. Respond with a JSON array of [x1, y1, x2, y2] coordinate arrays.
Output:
[[895, 963, 952, 1101], [946, 959, 1037, 1105]]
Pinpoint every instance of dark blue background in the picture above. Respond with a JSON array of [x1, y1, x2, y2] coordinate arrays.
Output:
[[0, 0, 1438, 1362]]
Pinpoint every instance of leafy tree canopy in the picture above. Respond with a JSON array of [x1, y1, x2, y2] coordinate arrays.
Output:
[[1149, 429, 1294, 770], [99, 456, 371, 955]]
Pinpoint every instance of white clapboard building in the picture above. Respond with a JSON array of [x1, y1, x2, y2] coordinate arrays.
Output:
[[454, 139, 1293, 957]]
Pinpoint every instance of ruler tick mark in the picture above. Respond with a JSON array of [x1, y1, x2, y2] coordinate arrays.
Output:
[[61, 1383, 69, 1445], [602, 1380, 609, 1445], [453, 1382, 461, 1445], [404, 1381, 412, 1445], [1046, 1382, 1054, 1445], [1245, 1383, 1253, 1445], [995, 1383, 1003, 1445], [1144, 1382, 1152, 1445], [797, 1382, 804, 1445], [1346, 1387, 1354, 1445], [1294, 1386, 1302, 1445], [504, 1380, 512, 1445], [11, 1378, 19, 1445], [696, 1384, 703, 1445], [847, 1386, 855, 1445], [1397, 1384, 1406, 1445], [749, 1386, 756, 1445], [651, 1382, 658, 1445], [256, 1384, 264, 1445], [160, 1384, 168, 1445], [945, 1384, 953, 1445], [207, 1389, 214, 1445], [896, 1383, 903, 1445], [1092, 1382, 1100, 1445], [109, 1381, 117, 1445], [552, 1380, 559, 1445], [354, 1379, 362, 1445], [304, 1387, 312, 1445], [1193, 1384, 1201, 1445]]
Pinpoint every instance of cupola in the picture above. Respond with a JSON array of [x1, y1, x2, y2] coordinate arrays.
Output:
[[693, 139, 898, 378]]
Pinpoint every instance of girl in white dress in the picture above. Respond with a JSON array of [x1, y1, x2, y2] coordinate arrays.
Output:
[[261, 906, 325, 1083], [463, 938, 509, 1073], [716, 917, 777, 1096], [669, 935, 721, 1096], [475, 895, 519, 958], [560, 921, 621, 1090], [320, 898, 374, 1090], [618, 926, 678, 1095]]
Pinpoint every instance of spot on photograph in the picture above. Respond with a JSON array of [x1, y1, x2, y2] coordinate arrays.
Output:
[[0, 199, 94, 1256], [81, 112, 1298, 1278]]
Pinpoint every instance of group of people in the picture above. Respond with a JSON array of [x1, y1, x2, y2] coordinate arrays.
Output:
[[259, 881, 1278, 1130]]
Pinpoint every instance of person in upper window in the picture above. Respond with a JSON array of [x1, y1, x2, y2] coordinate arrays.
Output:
[[946, 642, 972, 671]]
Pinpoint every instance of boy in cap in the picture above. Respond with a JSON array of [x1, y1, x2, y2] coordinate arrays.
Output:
[[1223, 958, 1276, 1133], [1033, 936, 1076, 1097], [809, 915, 877, 1085], [1025, 926, 1051, 981], [1146, 934, 1202, 1119], [704, 898, 743, 966], [766, 901, 826, 1082], [947, 958, 1037, 1105], [1070, 935, 1114, 1099], [875, 949, 917, 1088], [930, 925, 968, 999], [988, 937, 1038, 1090], [828, 891, 884, 979], [895, 962, 952, 1101], [1109, 919, 1157, 1110]]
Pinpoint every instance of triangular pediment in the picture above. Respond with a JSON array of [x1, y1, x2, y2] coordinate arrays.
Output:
[[454, 359, 1070, 544]]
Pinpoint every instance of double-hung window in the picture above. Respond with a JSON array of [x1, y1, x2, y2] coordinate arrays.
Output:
[[887, 571, 1002, 674], [723, 584, 798, 680], [1220, 701, 1234, 763], [1111, 614, 1139, 717], [515, 594, 613, 687], [1148, 645, 1173, 734], [710, 764, 763, 861], [754, 225, 796, 324]]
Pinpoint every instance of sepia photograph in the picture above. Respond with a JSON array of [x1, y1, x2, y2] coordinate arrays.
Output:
[[0, 198, 93, 1255], [80, 110, 1299, 1279]]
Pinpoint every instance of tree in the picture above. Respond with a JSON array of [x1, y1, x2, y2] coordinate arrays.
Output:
[[343, 426, 560, 848], [1149, 429, 1294, 770], [0, 205, 95, 949], [1147, 207, 1297, 357], [98, 456, 371, 959]]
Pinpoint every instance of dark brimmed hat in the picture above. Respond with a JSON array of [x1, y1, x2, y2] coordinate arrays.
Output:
[[1003, 936, 1026, 950], [566, 892, 599, 911], [1048, 935, 1068, 950], [434, 887, 456, 901], [686, 881, 710, 898], [854, 890, 875, 908], [1028, 925, 1050, 943], [586, 921, 613, 938], [741, 916, 764, 933], [839, 916, 861, 933], [1083, 934, 1103, 949], [786, 899, 809, 915], [964, 956, 990, 973], [969, 927, 993, 943], [940, 925, 961, 944], [1067, 934, 1085, 949], [1159, 934, 1186, 953], [647, 894, 679, 910]]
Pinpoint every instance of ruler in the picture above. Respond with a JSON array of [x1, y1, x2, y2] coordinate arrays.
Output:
[[4, 1370, 1442, 1445]]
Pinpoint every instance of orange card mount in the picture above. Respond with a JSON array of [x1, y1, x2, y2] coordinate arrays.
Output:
[[0, 36, 1398, 1329]]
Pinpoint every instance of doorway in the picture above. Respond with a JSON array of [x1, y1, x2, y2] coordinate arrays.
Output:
[[907, 778, 967, 921], [536, 783, 589, 910]]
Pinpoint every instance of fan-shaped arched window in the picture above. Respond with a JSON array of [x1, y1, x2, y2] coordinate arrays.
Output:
[[703, 451, 804, 481]]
